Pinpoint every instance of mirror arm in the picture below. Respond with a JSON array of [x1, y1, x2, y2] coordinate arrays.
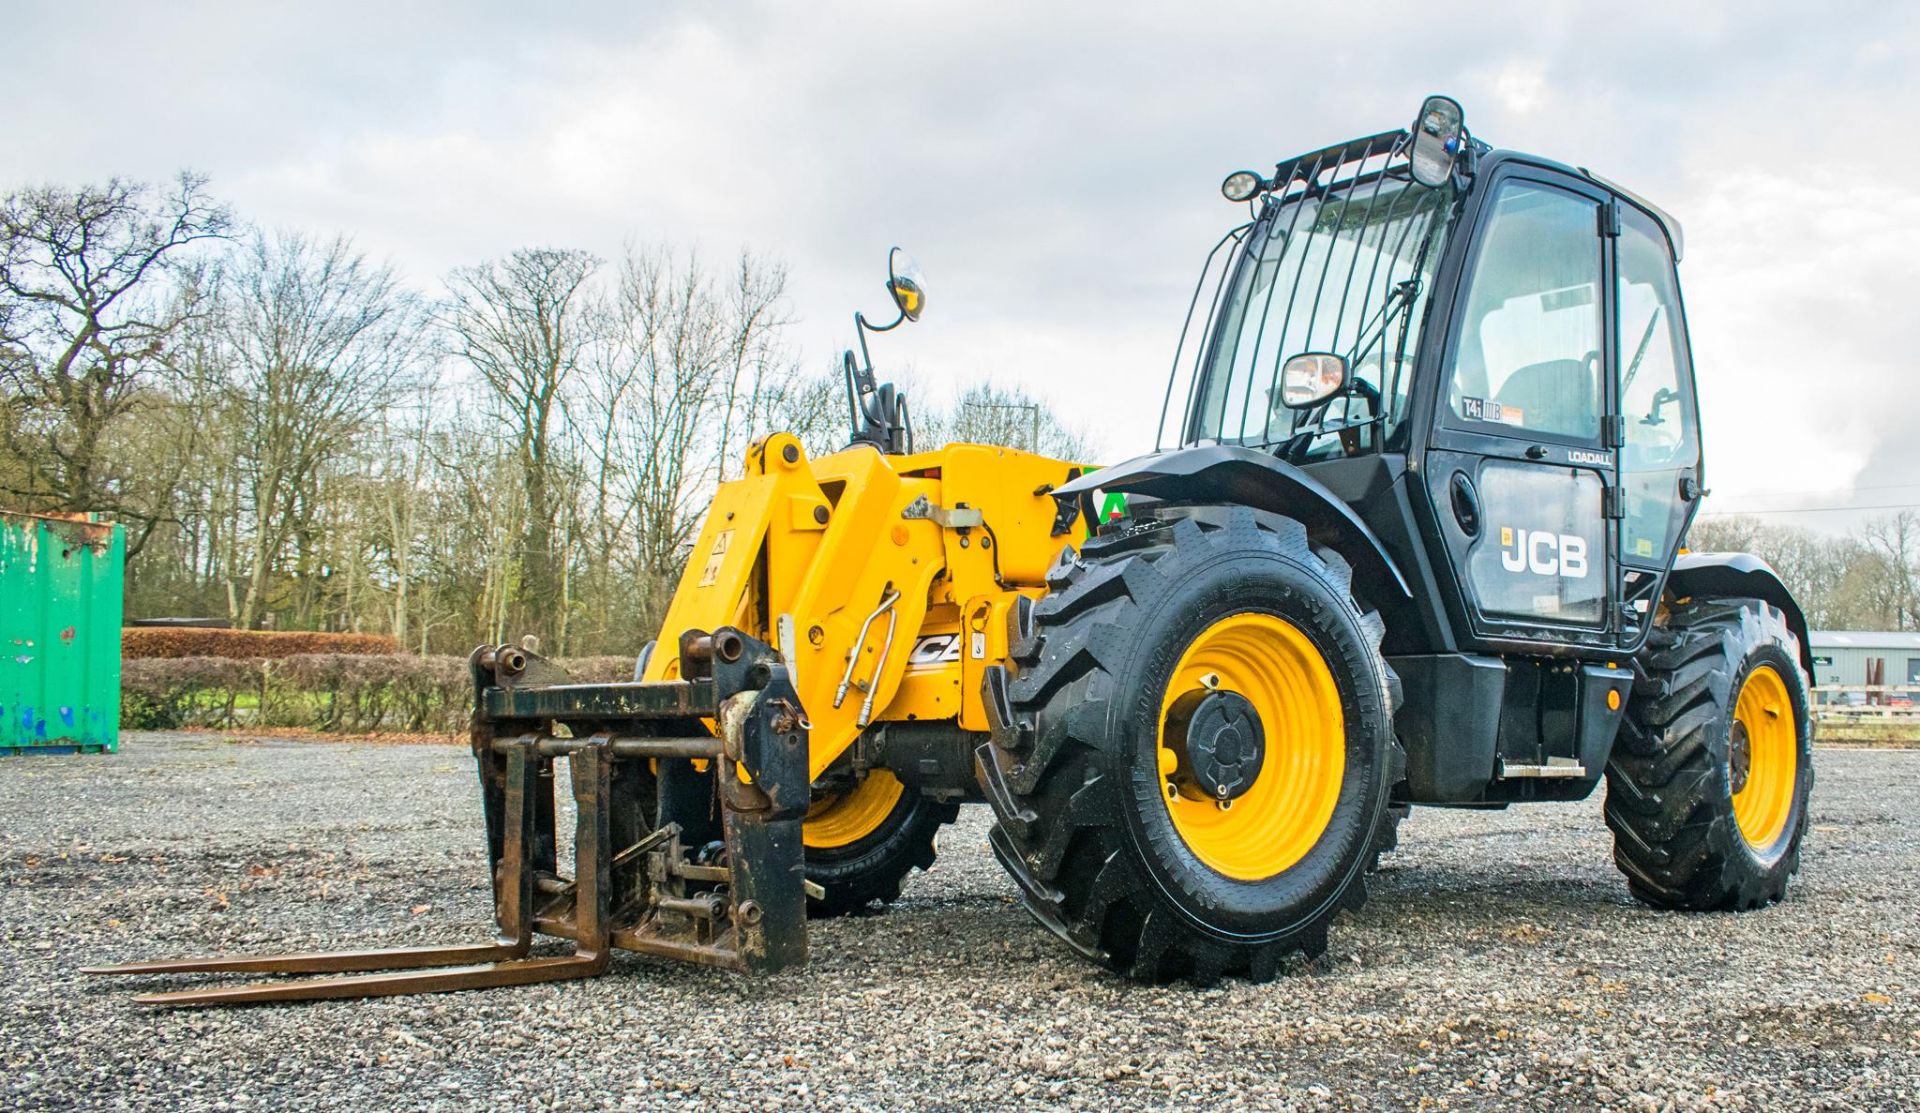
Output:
[[842, 350, 867, 435], [844, 328, 913, 456], [850, 319, 878, 390], [856, 306, 908, 337]]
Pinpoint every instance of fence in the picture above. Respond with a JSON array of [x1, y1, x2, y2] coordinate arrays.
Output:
[[1812, 685, 1919, 730], [121, 653, 635, 735], [1812, 683, 1920, 717]]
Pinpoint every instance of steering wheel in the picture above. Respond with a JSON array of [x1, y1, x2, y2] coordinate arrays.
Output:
[[1347, 371, 1383, 417]]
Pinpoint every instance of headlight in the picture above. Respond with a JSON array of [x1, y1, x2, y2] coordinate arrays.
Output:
[[1220, 170, 1265, 203]]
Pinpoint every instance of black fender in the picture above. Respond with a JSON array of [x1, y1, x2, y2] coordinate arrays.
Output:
[[1056, 445, 1410, 599], [1667, 551, 1815, 673]]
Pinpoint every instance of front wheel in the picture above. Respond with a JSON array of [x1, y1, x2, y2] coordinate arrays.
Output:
[[803, 771, 956, 917], [1605, 596, 1814, 910], [980, 508, 1401, 982]]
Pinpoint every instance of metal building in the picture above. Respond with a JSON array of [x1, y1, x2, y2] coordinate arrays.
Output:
[[1808, 630, 1920, 691]]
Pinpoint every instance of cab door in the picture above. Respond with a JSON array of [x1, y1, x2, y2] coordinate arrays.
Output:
[[1613, 202, 1703, 645], [1421, 169, 1623, 650]]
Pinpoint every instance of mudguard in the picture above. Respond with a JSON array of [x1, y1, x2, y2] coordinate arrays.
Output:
[[1667, 551, 1815, 672], [1056, 445, 1411, 599]]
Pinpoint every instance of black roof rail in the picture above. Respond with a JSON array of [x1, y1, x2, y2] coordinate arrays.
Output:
[[1580, 167, 1686, 261]]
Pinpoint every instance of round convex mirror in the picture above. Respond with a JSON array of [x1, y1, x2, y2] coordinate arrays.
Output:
[[887, 247, 927, 322]]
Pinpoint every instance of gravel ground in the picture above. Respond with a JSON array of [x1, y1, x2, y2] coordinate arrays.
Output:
[[2, 734, 1915, 1112]]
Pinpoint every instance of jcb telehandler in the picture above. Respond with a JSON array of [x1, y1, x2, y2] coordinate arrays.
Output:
[[91, 96, 1814, 1004]]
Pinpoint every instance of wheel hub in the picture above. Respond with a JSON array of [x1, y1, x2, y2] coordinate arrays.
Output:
[[1166, 688, 1266, 801], [1728, 719, 1752, 795]]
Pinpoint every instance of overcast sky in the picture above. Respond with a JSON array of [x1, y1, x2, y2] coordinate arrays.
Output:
[[5, 1, 1916, 532]]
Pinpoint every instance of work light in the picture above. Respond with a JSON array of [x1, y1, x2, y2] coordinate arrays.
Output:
[[1220, 170, 1264, 203]]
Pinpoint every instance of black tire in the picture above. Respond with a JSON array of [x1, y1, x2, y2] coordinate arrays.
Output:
[[1605, 596, 1814, 910], [805, 783, 958, 917], [978, 507, 1402, 982], [1370, 803, 1410, 869]]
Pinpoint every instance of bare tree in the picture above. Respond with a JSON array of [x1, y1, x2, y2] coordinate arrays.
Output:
[[711, 250, 796, 481], [443, 248, 600, 644], [222, 232, 423, 628], [747, 359, 848, 459], [921, 380, 1094, 460], [0, 175, 1153, 655], [0, 173, 230, 552], [1682, 515, 1762, 554], [1861, 511, 1920, 630], [1689, 513, 1919, 631], [566, 247, 814, 640], [369, 395, 440, 651]]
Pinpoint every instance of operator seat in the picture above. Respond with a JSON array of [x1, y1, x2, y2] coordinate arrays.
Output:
[[1493, 357, 1597, 438]]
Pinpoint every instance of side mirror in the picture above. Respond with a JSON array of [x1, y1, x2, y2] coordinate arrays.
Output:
[[845, 247, 925, 455], [1408, 94, 1465, 188], [1279, 352, 1349, 409], [887, 247, 927, 322]]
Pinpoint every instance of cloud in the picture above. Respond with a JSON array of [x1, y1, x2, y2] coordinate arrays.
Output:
[[4, 1, 1917, 529], [1487, 60, 1553, 117], [1683, 170, 1920, 516]]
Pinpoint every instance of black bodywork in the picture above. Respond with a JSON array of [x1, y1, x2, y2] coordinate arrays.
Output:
[[1069, 140, 1807, 808]]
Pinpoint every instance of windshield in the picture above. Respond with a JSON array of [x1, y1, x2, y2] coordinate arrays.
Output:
[[1180, 138, 1456, 456]]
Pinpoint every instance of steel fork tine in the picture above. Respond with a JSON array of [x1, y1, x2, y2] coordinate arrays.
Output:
[[81, 942, 524, 978], [128, 955, 606, 1008]]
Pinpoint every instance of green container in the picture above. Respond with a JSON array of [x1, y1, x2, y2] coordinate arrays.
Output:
[[1, 511, 123, 753]]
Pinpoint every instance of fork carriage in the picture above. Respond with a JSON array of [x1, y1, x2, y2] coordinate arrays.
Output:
[[85, 630, 814, 1006]]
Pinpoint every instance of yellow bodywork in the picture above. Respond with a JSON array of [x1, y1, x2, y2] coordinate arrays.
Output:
[[642, 432, 1085, 783]]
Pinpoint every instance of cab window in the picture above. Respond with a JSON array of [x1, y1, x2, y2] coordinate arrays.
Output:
[[1448, 182, 1604, 441], [1617, 205, 1698, 564]]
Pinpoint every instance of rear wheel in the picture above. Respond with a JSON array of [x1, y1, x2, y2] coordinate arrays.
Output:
[[803, 770, 956, 917], [980, 508, 1401, 982], [1605, 596, 1814, 910]]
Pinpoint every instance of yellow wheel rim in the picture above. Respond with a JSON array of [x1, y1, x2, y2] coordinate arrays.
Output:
[[1731, 665, 1797, 852], [804, 770, 905, 849], [1157, 612, 1345, 881]]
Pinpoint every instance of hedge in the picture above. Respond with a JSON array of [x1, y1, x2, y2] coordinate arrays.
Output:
[[122, 653, 637, 735], [123, 627, 400, 659]]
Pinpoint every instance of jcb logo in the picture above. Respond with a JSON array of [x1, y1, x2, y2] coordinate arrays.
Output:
[[1499, 527, 1588, 579], [908, 634, 963, 668]]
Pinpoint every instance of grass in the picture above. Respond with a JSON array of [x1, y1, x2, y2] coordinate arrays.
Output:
[[1813, 720, 1920, 747]]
